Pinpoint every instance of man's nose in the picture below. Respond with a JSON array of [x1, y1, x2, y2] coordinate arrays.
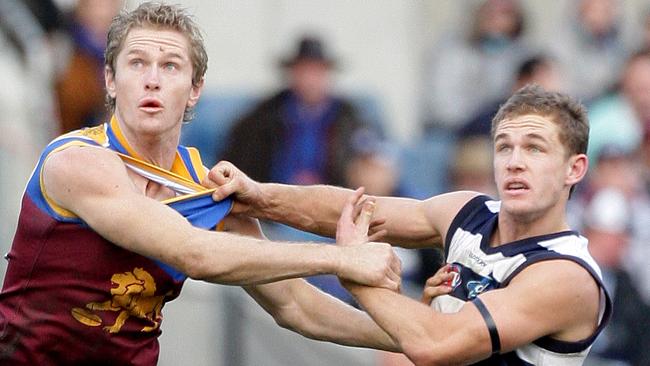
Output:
[[506, 148, 525, 171], [144, 66, 160, 91]]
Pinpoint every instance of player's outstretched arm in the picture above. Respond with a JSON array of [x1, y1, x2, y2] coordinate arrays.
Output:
[[219, 207, 400, 351], [206, 161, 477, 249], [338, 195, 602, 365], [345, 261, 600, 365], [42, 146, 400, 289], [245, 279, 400, 351]]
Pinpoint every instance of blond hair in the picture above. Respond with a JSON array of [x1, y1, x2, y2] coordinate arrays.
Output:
[[104, 2, 207, 121]]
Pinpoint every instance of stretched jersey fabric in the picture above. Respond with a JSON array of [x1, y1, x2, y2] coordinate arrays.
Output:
[[431, 195, 612, 366], [0, 117, 232, 365]]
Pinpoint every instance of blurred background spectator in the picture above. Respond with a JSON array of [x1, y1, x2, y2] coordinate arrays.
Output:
[[449, 135, 497, 196], [0, 0, 63, 282], [220, 35, 390, 307], [569, 143, 650, 306], [641, 8, 650, 49], [55, 0, 122, 133], [543, 0, 633, 104], [459, 53, 565, 138], [579, 188, 650, 366], [344, 130, 400, 198], [643, 124, 650, 194], [424, 0, 531, 131], [344, 129, 433, 298], [587, 48, 650, 163], [223, 35, 373, 187]]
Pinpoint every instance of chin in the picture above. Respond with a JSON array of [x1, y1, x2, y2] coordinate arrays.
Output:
[[502, 198, 551, 223], [140, 114, 177, 130], [500, 198, 533, 214]]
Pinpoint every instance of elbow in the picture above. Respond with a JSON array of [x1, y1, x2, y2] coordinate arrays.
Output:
[[184, 258, 236, 283], [271, 303, 315, 338], [402, 342, 453, 366], [176, 240, 231, 282], [402, 327, 487, 366], [402, 345, 434, 366], [177, 251, 210, 280], [182, 261, 212, 281], [272, 307, 297, 330]]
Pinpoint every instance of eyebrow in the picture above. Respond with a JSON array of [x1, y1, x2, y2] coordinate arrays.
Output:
[[494, 133, 507, 142], [126, 49, 145, 57], [494, 132, 550, 143], [523, 133, 550, 143], [164, 52, 186, 61], [125, 49, 187, 61]]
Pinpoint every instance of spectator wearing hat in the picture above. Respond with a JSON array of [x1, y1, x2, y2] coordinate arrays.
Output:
[[222, 35, 374, 305], [222, 35, 371, 188]]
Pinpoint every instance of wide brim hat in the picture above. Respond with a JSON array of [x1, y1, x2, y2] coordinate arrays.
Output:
[[280, 35, 338, 68]]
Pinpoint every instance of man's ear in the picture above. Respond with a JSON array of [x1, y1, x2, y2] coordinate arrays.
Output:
[[187, 77, 204, 109], [105, 66, 116, 99], [566, 153, 588, 187]]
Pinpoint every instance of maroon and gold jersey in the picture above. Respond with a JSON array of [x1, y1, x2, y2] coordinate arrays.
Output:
[[0, 117, 232, 365]]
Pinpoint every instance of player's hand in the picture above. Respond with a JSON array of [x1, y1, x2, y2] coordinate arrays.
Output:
[[204, 161, 261, 214], [336, 242, 402, 292], [336, 187, 387, 246], [421, 264, 454, 305], [335, 187, 399, 291]]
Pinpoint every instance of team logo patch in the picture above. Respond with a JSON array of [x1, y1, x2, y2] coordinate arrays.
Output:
[[71, 267, 171, 333], [466, 277, 495, 299]]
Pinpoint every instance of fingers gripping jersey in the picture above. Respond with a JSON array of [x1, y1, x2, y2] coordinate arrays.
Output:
[[0, 118, 233, 365], [431, 196, 612, 366]]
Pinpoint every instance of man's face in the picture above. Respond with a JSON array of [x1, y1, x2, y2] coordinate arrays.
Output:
[[477, 0, 520, 37], [493, 114, 582, 222], [623, 56, 650, 121], [105, 27, 202, 136], [289, 60, 331, 105]]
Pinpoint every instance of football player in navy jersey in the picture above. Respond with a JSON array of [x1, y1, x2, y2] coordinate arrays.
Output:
[[210, 84, 612, 365]]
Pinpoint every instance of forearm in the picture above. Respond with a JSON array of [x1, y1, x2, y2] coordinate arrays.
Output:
[[248, 184, 440, 248], [346, 284, 489, 365], [348, 285, 433, 354], [249, 183, 352, 237], [245, 279, 399, 351], [188, 230, 343, 285], [88, 197, 343, 286]]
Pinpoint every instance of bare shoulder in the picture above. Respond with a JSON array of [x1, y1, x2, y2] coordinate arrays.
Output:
[[511, 259, 600, 304], [477, 259, 602, 352], [42, 145, 132, 211], [420, 190, 482, 240], [508, 259, 600, 339]]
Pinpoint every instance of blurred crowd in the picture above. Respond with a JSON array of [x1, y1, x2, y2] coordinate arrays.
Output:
[[1, 0, 650, 365]]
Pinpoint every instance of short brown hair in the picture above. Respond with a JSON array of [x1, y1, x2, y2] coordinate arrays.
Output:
[[104, 2, 207, 121], [491, 84, 589, 157]]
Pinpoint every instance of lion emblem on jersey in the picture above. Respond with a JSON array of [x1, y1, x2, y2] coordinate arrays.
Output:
[[71, 267, 170, 333]]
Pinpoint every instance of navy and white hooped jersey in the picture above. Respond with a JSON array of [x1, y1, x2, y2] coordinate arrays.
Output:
[[431, 195, 612, 366]]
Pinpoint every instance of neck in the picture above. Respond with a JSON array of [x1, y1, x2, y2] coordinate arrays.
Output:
[[493, 203, 570, 246], [113, 114, 180, 170]]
